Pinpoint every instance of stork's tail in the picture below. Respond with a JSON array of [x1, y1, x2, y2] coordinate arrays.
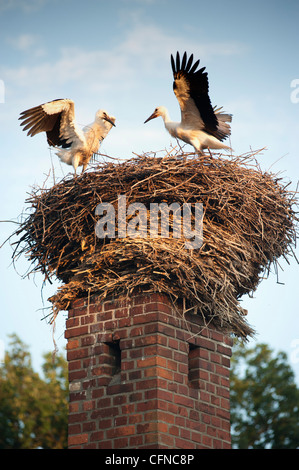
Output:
[[217, 113, 232, 123], [214, 106, 232, 141], [55, 148, 73, 166]]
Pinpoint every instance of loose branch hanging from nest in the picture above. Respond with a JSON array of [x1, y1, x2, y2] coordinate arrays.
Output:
[[10, 149, 298, 340]]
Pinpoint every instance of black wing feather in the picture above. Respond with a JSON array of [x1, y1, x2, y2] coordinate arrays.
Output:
[[181, 51, 187, 71], [176, 51, 180, 73], [185, 54, 194, 72], [171, 54, 176, 75], [46, 113, 71, 148], [171, 51, 219, 136], [19, 99, 72, 148], [189, 59, 200, 74]]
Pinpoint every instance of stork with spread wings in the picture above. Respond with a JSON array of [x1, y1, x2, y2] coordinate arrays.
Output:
[[144, 51, 232, 154], [19, 98, 115, 173]]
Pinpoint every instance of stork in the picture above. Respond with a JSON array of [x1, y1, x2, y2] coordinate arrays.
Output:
[[144, 51, 232, 154], [19, 98, 116, 173]]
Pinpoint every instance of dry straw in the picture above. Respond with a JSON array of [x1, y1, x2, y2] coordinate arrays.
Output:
[[11, 149, 298, 339]]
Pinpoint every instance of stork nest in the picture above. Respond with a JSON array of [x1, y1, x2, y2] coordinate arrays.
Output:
[[12, 149, 298, 339]]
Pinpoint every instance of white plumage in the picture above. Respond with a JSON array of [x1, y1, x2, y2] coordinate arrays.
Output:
[[19, 98, 116, 173], [144, 52, 232, 154]]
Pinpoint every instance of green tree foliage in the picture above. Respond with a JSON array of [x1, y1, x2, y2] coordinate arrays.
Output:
[[0, 334, 68, 449], [230, 341, 299, 449]]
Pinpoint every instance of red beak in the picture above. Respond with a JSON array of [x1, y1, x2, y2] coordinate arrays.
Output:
[[144, 110, 159, 124]]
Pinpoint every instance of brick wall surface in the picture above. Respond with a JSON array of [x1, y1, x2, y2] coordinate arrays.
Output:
[[65, 292, 232, 449]]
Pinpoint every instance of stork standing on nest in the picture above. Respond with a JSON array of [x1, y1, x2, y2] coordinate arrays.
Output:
[[19, 98, 116, 173], [144, 51, 232, 154]]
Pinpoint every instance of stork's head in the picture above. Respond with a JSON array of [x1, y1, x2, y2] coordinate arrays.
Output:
[[95, 109, 116, 127], [144, 106, 167, 123]]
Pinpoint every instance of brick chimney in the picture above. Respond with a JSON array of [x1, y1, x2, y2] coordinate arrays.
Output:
[[65, 292, 232, 449]]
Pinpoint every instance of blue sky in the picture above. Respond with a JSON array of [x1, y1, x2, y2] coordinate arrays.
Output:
[[0, 0, 298, 382]]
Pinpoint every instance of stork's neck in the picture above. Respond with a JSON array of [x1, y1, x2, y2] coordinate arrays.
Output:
[[160, 107, 172, 124], [160, 109, 180, 137]]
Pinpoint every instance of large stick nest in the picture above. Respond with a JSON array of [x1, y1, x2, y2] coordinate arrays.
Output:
[[12, 150, 298, 339]]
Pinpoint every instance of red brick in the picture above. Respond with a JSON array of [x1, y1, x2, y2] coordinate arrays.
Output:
[[190, 431, 202, 444], [67, 339, 79, 350], [197, 337, 216, 351], [129, 435, 144, 447], [130, 305, 144, 315], [115, 307, 129, 318], [222, 356, 231, 367], [97, 419, 112, 429], [82, 421, 96, 432], [114, 437, 129, 448], [98, 439, 112, 449], [68, 433, 88, 445], [82, 357, 96, 368], [220, 397, 230, 410], [211, 416, 221, 428], [114, 416, 128, 427], [69, 402, 79, 413], [128, 413, 143, 424], [137, 422, 157, 434], [128, 370, 142, 380], [132, 312, 159, 325], [137, 356, 155, 368], [69, 391, 86, 402], [86, 303, 102, 314], [83, 378, 97, 390], [69, 369, 87, 381], [168, 338, 179, 349], [175, 436, 195, 448], [68, 424, 81, 435], [65, 325, 88, 339], [157, 367, 174, 381], [169, 425, 179, 436], [81, 314, 95, 325], [83, 400, 95, 411], [66, 291, 232, 449], [81, 335, 95, 346], [68, 412, 87, 423], [66, 317, 80, 329], [217, 343, 232, 357], [144, 432, 159, 445], [210, 330, 225, 342], [118, 317, 131, 328], [217, 429, 231, 442], [215, 364, 230, 377], [107, 425, 135, 438], [202, 434, 213, 447], [67, 347, 90, 361], [103, 300, 117, 311], [90, 431, 105, 442], [72, 298, 86, 308], [136, 399, 158, 412]]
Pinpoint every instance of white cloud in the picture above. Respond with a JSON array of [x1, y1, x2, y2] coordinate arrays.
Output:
[[118, 24, 246, 65], [7, 33, 38, 50], [5, 33, 46, 60], [2, 46, 131, 92], [1, 22, 247, 114], [12, 34, 36, 50]]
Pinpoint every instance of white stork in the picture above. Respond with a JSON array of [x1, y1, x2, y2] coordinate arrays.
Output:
[[144, 51, 232, 154], [19, 98, 116, 173]]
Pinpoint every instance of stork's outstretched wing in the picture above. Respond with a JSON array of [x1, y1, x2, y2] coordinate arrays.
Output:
[[19, 98, 85, 148], [171, 52, 229, 141]]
